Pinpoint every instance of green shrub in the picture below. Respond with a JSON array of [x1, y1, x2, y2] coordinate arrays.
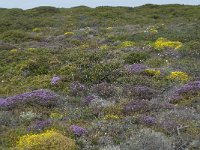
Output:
[[18, 59, 49, 76], [179, 41, 200, 58], [81, 62, 120, 83], [124, 52, 150, 64], [0, 30, 29, 43]]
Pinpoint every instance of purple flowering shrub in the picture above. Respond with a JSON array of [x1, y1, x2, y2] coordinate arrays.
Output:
[[0, 89, 59, 109], [70, 125, 87, 136], [81, 95, 95, 106], [28, 119, 52, 132], [0, 98, 9, 108], [123, 100, 149, 114], [139, 116, 157, 125], [51, 76, 61, 85], [170, 81, 200, 103], [70, 81, 87, 96], [91, 82, 116, 98], [124, 64, 148, 74], [123, 85, 157, 100]]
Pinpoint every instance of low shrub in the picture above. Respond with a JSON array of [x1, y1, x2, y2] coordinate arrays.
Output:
[[124, 52, 150, 64], [144, 69, 161, 77], [167, 71, 189, 82], [92, 82, 116, 98], [154, 37, 182, 50], [16, 130, 77, 150], [0, 30, 30, 43]]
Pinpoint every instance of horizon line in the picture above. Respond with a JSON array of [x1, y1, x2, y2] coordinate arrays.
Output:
[[0, 3, 199, 10]]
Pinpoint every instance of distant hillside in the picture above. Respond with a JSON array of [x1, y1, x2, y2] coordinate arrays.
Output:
[[0, 4, 199, 33]]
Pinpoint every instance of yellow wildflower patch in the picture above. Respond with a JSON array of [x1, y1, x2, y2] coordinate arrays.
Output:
[[32, 28, 42, 33], [167, 71, 189, 82], [64, 32, 74, 36], [104, 114, 120, 120], [154, 38, 182, 50], [50, 112, 63, 119], [120, 41, 135, 48], [16, 130, 77, 150]]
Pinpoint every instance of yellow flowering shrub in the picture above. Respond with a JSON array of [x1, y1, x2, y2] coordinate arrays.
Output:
[[119, 41, 135, 48], [144, 69, 161, 76], [64, 32, 74, 36], [16, 130, 77, 150], [167, 71, 189, 82], [103, 115, 120, 120], [154, 38, 182, 50], [32, 28, 42, 33], [27, 48, 37, 52], [99, 45, 109, 50], [50, 112, 63, 119], [10, 49, 18, 53]]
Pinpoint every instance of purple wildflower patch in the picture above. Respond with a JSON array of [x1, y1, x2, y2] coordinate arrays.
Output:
[[176, 81, 200, 95], [1, 89, 58, 109], [123, 85, 157, 99], [124, 64, 148, 74], [140, 116, 157, 125], [170, 81, 200, 103], [70, 81, 86, 96], [82, 95, 95, 105], [70, 125, 87, 136], [51, 76, 61, 85], [123, 100, 148, 114], [28, 119, 52, 132], [0, 98, 9, 107], [92, 82, 116, 98]]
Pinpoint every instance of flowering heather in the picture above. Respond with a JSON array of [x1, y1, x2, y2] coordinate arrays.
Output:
[[170, 81, 200, 102], [176, 81, 200, 95], [92, 82, 116, 98], [0, 98, 9, 108], [51, 76, 61, 85], [140, 116, 157, 125], [0, 89, 58, 109], [70, 125, 87, 136], [123, 100, 148, 114], [123, 85, 157, 99], [70, 81, 86, 96], [28, 119, 52, 132], [82, 95, 95, 105], [124, 64, 147, 74]]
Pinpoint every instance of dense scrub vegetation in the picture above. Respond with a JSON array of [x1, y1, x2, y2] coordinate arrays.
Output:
[[0, 4, 200, 150]]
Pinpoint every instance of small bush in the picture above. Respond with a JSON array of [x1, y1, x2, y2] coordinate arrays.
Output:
[[124, 52, 149, 64], [119, 41, 135, 48], [120, 128, 173, 150], [16, 130, 77, 150], [0, 30, 29, 43], [179, 41, 200, 58], [167, 71, 189, 82], [144, 69, 161, 77], [92, 82, 116, 98], [154, 37, 182, 50]]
